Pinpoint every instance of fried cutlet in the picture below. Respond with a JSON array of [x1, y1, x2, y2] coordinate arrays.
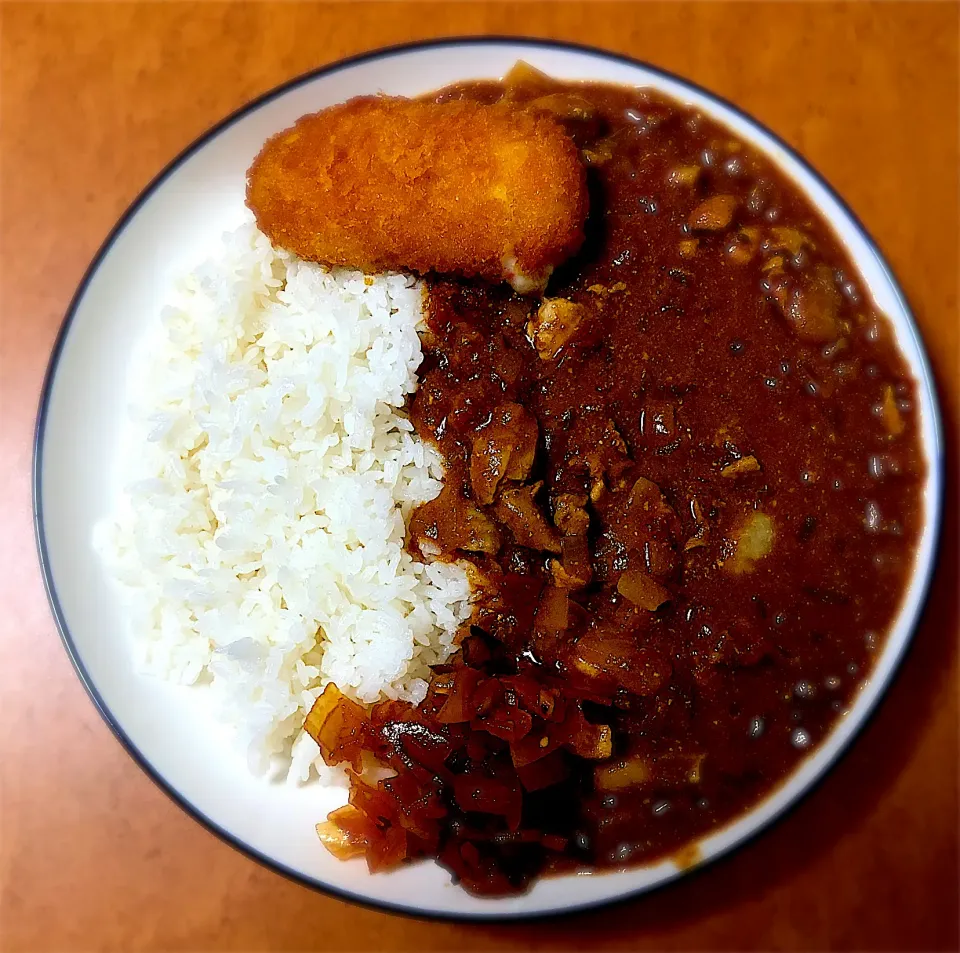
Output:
[[245, 96, 588, 293]]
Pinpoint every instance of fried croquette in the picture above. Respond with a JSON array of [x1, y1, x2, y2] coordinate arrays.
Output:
[[245, 96, 588, 293]]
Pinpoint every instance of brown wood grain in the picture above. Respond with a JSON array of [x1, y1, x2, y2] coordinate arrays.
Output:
[[1, 3, 957, 951]]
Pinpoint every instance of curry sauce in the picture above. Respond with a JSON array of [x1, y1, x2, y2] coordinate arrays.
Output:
[[305, 70, 925, 895]]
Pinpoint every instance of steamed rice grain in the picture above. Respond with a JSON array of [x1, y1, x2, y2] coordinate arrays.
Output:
[[95, 220, 472, 778]]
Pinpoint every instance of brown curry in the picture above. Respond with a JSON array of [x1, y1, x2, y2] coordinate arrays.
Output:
[[304, 68, 925, 895]]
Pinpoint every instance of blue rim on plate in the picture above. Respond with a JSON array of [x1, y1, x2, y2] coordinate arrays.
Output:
[[33, 37, 945, 922]]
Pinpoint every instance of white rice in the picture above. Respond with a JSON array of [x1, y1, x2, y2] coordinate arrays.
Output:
[[94, 220, 472, 780]]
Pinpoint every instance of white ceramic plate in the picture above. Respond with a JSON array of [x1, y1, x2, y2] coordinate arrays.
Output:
[[35, 39, 944, 919]]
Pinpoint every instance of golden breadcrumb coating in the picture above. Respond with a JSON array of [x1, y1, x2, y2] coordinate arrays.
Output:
[[246, 96, 588, 292]]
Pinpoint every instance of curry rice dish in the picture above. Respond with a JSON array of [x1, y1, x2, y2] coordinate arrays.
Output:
[[113, 64, 927, 897]]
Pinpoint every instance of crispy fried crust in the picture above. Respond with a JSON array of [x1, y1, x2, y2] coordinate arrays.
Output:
[[246, 96, 588, 289]]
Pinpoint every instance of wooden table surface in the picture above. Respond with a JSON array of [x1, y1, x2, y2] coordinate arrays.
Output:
[[2, 3, 957, 951]]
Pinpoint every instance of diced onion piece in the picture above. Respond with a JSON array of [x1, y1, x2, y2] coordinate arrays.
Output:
[[304, 683, 368, 770], [452, 774, 522, 830], [303, 683, 341, 743], [583, 140, 615, 166], [555, 532, 592, 588], [688, 194, 737, 231], [616, 569, 670, 610], [684, 531, 708, 551], [476, 704, 534, 743], [503, 60, 556, 98], [436, 668, 482, 724], [528, 93, 597, 123], [552, 492, 590, 535], [366, 822, 408, 873], [535, 586, 569, 634], [668, 165, 701, 187], [768, 225, 813, 257], [516, 751, 569, 791], [882, 385, 904, 436], [316, 805, 368, 861], [316, 821, 366, 860], [511, 728, 562, 768], [720, 455, 761, 478], [785, 264, 841, 343], [573, 632, 671, 696], [595, 756, 651, 791], [567, 717, 613, 760]]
